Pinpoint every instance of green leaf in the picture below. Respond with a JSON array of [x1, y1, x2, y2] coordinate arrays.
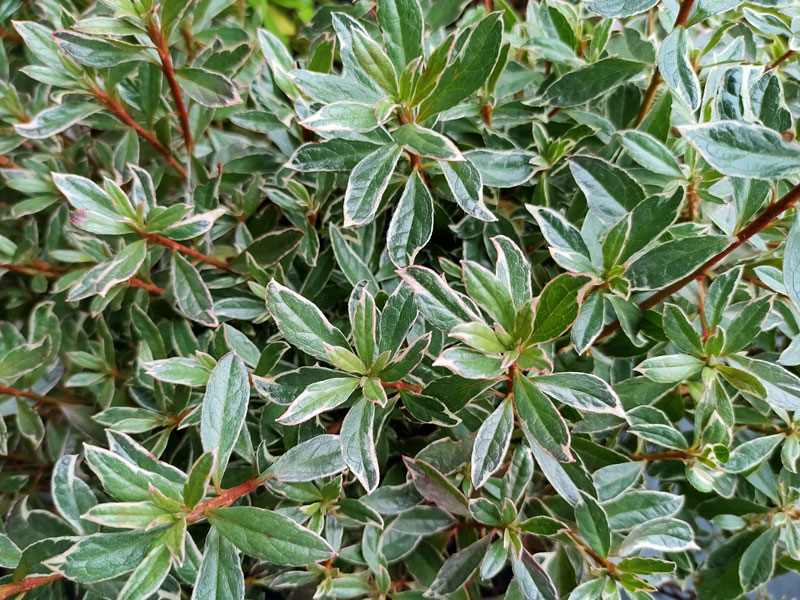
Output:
[[378, 0, 424, 72], [330, 226, 378, 293], [627, 236, 731, 290], [492, 236, 532, 310], [351, 29, 399, 95], [301, 102, 382, 133], [738, 527, 779, 591], [83, 444, 182, 503], [51, 455, 98, 535], [142, 357, 211, 386], [341, 397, 380, 492], [462, 260, 516, 331], [603, 491, 683, 530], [575, 491, 611, 558], [513, 372, 572, 462], [12, 21, 62, 64], [465, 149, 541, 188], [534, 372, 623, 415], [543, 58, 645, 107], [723, 296, 772, 354], [15, 102, 101, 139], [53, 31, 145, 67], [277, 376, 360, 425], [266, 280, 351, 361], [83, 501, 173, 530], [663, 303, 704, 355], [659, 27, 700, 111], [171, 253, 218, 327], [678, 121, 800, 179], [387, 171, 434, 268], [200, 353, 249, 483], [175, 67, 241, 107], [617, 556, 675, 574], [15, 399, 42, 447], [618, 518, 698, 554], [635, 354, 705, 383], [726, 355, 800, 411], [0, 337, 50, 382], [51, 173, 122, 221], [428, 536, 491, 597], [572, 291, 605, 353], [47, 528, 164, 583], [440, 158, 497, 222], [784, 215, 800, 313], [585, 0, 658, 17], [393, 124, 462, 160], [403, 456, 470, 516], [289, 139, 382, 171], [0, 533, 21, 569], [417, 13, 503, 120], [568, 155, 645, 225], [434, 346, 505, 379], [270, 434, 347, 481], [399, 265, 483, 332], [619, 130, 684, 177], [117, 542, 172, 600], [471, 398, 514, 487], [207, 506, 335, 565], [529, 274, 592, 344], [528, 206, 595, 274], [192, 528, 244, 600], [511, 550, 559, 600], [724, 434, 783, 473], [618, 190, 683, 264], [94, 240, 147, 297], [344, 144, 403, 227]]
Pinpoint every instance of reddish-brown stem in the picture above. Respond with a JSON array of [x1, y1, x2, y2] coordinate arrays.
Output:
[[674, 0, 696, 27], [382, 381, 424, 393], [185, 476, 267, 523], [0, 385, 87, 407], [129, 278, 165, 294], [766, 50, 797, 71], [634, 69, 662, 127], [91, 88, 187, 179], [481, 103, 493, 126], [697, 276, 709, 341], [141, 232, 232, 271], [1, 261, 163, 295], [0, 574, 62, 599], [632, 450, 693, 462], [181, 27, 196, 60], [147, 23, 194, 155], [599, 181, 800, 340], [633, 0, 695, 126], [547, 106, 561, 118]]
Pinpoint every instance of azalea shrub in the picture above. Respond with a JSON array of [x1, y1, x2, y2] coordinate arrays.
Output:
[[0, 0, 799, 598]]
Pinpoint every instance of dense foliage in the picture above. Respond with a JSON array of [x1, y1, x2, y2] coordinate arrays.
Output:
[[0, 0, 799, 598]]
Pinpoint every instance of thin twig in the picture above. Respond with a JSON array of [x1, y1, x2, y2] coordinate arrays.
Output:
[[766, 49, 797, 71], [0, 574, 62, 600], [140, 232, 232, 271], [146, 23, 194, 155], [598, 181, 800, 340], [91, 87, 187, 179], [632, 0, 696, 125]]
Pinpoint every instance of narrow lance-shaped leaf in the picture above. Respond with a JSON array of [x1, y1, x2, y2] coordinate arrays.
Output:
[[201, 353, 250, 483], [344, 144, 403, 227], [387, 171, 434, 268], [207, 506, 335, 565]]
